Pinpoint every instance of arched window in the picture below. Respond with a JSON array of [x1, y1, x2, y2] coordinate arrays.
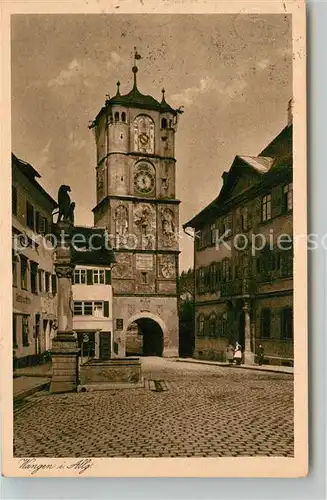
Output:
[[198, 314, 205, 337], [121, 112, 126, 122], [161, 118, 167, 129], [114, 111, 120, 122], [209, 313, 217, 338]]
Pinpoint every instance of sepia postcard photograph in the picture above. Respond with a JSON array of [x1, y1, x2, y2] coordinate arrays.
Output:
[[1, 0, 307, 478]]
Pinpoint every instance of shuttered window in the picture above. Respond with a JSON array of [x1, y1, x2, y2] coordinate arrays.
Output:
[[93, 269, 105, 284], [74, 268, 111, 285], [73, 301, 110, 317]]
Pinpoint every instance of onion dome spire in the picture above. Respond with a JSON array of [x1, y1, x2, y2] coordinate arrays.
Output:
[[132, 46, 142, 91]]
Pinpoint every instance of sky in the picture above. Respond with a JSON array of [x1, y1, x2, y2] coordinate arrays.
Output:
[[11, 14, 292, 270]]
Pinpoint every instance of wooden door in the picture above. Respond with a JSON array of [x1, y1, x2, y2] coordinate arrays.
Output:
[[100, 332, 111, 360]]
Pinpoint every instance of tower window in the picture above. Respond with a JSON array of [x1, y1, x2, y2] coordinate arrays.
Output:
[[121, 112, 126, 122], [140, 272, 148, 284], [114, 112, 119, 122], [161, 118, 167, 129]]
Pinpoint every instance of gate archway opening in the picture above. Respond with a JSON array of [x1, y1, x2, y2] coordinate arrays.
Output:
[[126, 317, 164, 357]]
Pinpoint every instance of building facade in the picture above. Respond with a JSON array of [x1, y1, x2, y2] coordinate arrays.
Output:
[[184, 108, 293, 366], [90, 61, 183, 357], [71, 227, 115, 360], [12, 154, 58, 367]]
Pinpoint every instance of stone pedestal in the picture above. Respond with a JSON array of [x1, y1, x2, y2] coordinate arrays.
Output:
[[50, 221, 79, 393], [51, 337, 79, 393]]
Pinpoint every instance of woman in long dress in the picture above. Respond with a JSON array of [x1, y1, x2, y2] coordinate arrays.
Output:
[[234, 342, 242, 365]]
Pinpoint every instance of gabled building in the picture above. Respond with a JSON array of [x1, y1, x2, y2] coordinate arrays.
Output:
[[12, 153, 58, 367], [71, 226, 116, 360], [184, 103, 293, 366]]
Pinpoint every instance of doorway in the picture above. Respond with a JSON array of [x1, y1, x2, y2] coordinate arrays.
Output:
[[130, 318, 164, 356]]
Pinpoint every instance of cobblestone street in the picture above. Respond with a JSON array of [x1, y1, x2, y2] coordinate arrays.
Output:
[[14, 358, 294, 458]]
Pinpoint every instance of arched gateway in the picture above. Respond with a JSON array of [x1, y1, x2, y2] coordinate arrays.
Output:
[[125, 313, 166, 357]]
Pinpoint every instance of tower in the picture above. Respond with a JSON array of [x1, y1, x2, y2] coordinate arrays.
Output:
[[90, 50, 183, 357]]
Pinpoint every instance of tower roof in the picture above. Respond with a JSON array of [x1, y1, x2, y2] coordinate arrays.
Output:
[[90, 49, 184, 127], [105, 81, 178, 115], [106, 85, 177, 114]]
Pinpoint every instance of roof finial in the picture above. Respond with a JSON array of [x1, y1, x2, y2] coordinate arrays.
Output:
[[116, 80, 121, 96], [161, 88, 166, 102], [132, 46, 142, 90]]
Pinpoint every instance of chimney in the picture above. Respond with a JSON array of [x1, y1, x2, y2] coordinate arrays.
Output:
[[287, 98, 293, 127]]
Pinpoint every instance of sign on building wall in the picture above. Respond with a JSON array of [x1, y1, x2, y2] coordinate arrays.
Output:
[[135, 254, 153, 271], [116, 318, 124, 330]]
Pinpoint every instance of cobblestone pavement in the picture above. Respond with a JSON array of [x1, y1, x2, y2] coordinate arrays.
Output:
[[14, 357, 294, 457]]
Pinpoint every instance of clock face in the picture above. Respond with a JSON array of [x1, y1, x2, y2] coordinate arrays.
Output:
[[134, 170, 155, 194], [139, 133, 149, 146]]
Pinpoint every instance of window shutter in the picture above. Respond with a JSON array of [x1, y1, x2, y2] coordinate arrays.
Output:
[[105, 269, 111, 285], [87, 269, 93, 285], [103, 301, 109, 317], [51, 274, 57, 294]]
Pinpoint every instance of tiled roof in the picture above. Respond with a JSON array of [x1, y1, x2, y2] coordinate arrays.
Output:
[[184, 120, 292, 229], [106, 85, 177, 115], [12, 153, 57, 208]]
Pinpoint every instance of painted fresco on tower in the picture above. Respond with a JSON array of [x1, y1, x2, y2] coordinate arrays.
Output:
[[133, 202, 156, 250], [158, 205, 179, 250], [133, 115, 155, 154]]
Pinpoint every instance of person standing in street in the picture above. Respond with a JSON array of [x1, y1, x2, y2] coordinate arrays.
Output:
[[234, 341, 242, 365], [258, 344, 265, 365], [226, 342, 235, 365]]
